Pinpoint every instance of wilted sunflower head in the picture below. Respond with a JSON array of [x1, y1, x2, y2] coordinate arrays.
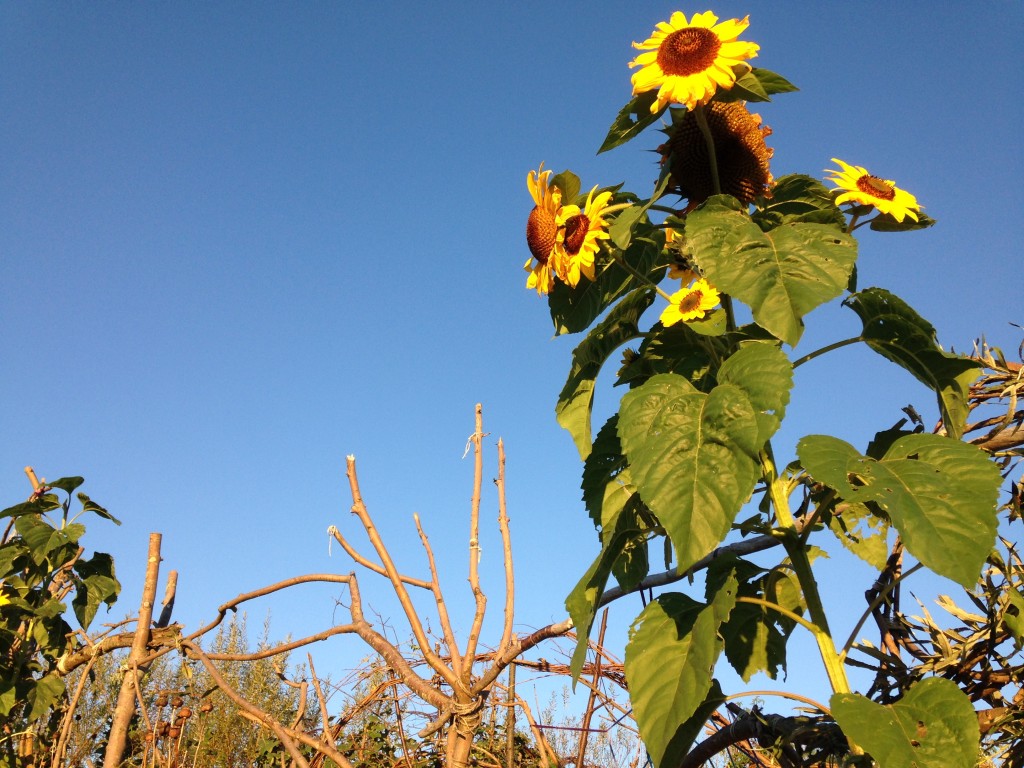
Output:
[[660, 101, 773, 207]]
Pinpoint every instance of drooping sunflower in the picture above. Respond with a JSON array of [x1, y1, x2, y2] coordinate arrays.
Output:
[[825, 158, 921, 223], [524, 163, 564, 295], [661, 101, 773, 207], [555, 186, 613, 288], [630, 11, 759, 113], [660, 278, 721, 326]]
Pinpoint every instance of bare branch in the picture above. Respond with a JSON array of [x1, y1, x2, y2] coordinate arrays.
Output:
[[462, 403, 488, 679]]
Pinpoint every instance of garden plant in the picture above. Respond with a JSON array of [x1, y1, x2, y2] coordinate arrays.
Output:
[[522, 8, 1023, 767]]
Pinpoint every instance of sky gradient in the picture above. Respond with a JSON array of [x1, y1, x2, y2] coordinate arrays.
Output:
[[2, 2, 1022, 709]]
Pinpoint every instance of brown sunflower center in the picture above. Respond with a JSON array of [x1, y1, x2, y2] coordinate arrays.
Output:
[[526, 206, 557, 263], [657, 27, 722, 76], [678, 290, 704, 313], [562, 214, 590, 255], [856, 175, 896, 201]]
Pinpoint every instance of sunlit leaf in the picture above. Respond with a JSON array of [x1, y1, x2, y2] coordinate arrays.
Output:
[[625, 572, 737, 767], [619, 374, 761, 574], [798, 434, 1001, 588], [685, 196, 856, 346], [832, 678, 979, 768], [717, 343, 793, 443]]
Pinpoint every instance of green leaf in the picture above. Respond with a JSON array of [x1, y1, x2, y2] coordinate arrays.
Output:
[[15, 516, 59, 564], [685, 196, 857, 346], [1004, 586, 1024, 642], [625, 572, 738, 768], [551, 170, 581, 207], [615, 322, 714, 390], [73, 552, 120, 630], [566, 497, 646, 680], [46, 476, 85, 494], [831, 678, 979, 768], [548, 237, 662, 335], [717, 343, 793, 443], [557, 289, 655, 459], [869, 210, 937, 232], [828, 501, 892, 571], [26, 672, 66, 722], [717, 67, 769, 102], [844, 288, 981, 438], [598, 91, 666, 154], [711, 556, 804, 682], [78, 493, 121, 524], [612, 536, 649, 593], [752, 174, 846, 230], [0, 542, 27, 577], [2, 496, 62, 519], [684, 308, 728, 336], [750, 67, 799, 96], [798, 434, 1001, 588], [608, 175, 671, 250], [581, 416, 628, 530], [619, 374, 761, 574]]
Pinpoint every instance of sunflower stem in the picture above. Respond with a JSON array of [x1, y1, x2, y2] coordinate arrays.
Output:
[[609, 248, 674, 303], [760, 443, 853, 699], [691, 104, 738, 335], [791, 337, 862, 369]]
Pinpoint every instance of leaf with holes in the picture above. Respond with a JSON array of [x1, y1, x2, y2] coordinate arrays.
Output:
[[832, 678, 979, 768], [798, 434, 1001, 588], [685, 196, 856, 346]]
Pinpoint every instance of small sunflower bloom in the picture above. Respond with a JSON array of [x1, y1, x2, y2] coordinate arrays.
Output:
[[826, 158, 921, 223], [524, 163, 565, 295], [555, 186, 613, 287], [660, 278, 721, 326], [630, 11, 759, 113]]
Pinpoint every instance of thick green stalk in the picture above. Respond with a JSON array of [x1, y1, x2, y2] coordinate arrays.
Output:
[[760, 445, 851, 696]]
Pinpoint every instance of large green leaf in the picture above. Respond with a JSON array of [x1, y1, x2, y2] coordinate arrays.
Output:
[[717, 343, 793, 443], [619, 374, 761, 574], [685, 196, 857, 346], [548, 237, 662, 335], [557, 289, 655, 459], [798, 434, 1001, 588], [844, 288, 981, 439], [832, 678, 979, 768], [598, 91, 665, 154], [566, 496, 647, 680], [625, 572, 738, 767]]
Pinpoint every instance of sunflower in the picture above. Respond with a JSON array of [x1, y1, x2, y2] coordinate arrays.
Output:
[[660, 278, 721, 326], [524, 163, 564, 295], [826, 158, 921, 223], [630, 11, 759, 113], [661, 101, 773, 207], [555, 186, 613, 287]]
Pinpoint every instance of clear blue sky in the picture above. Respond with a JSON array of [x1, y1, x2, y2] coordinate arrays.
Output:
[[2, 2, 1021, 709]]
